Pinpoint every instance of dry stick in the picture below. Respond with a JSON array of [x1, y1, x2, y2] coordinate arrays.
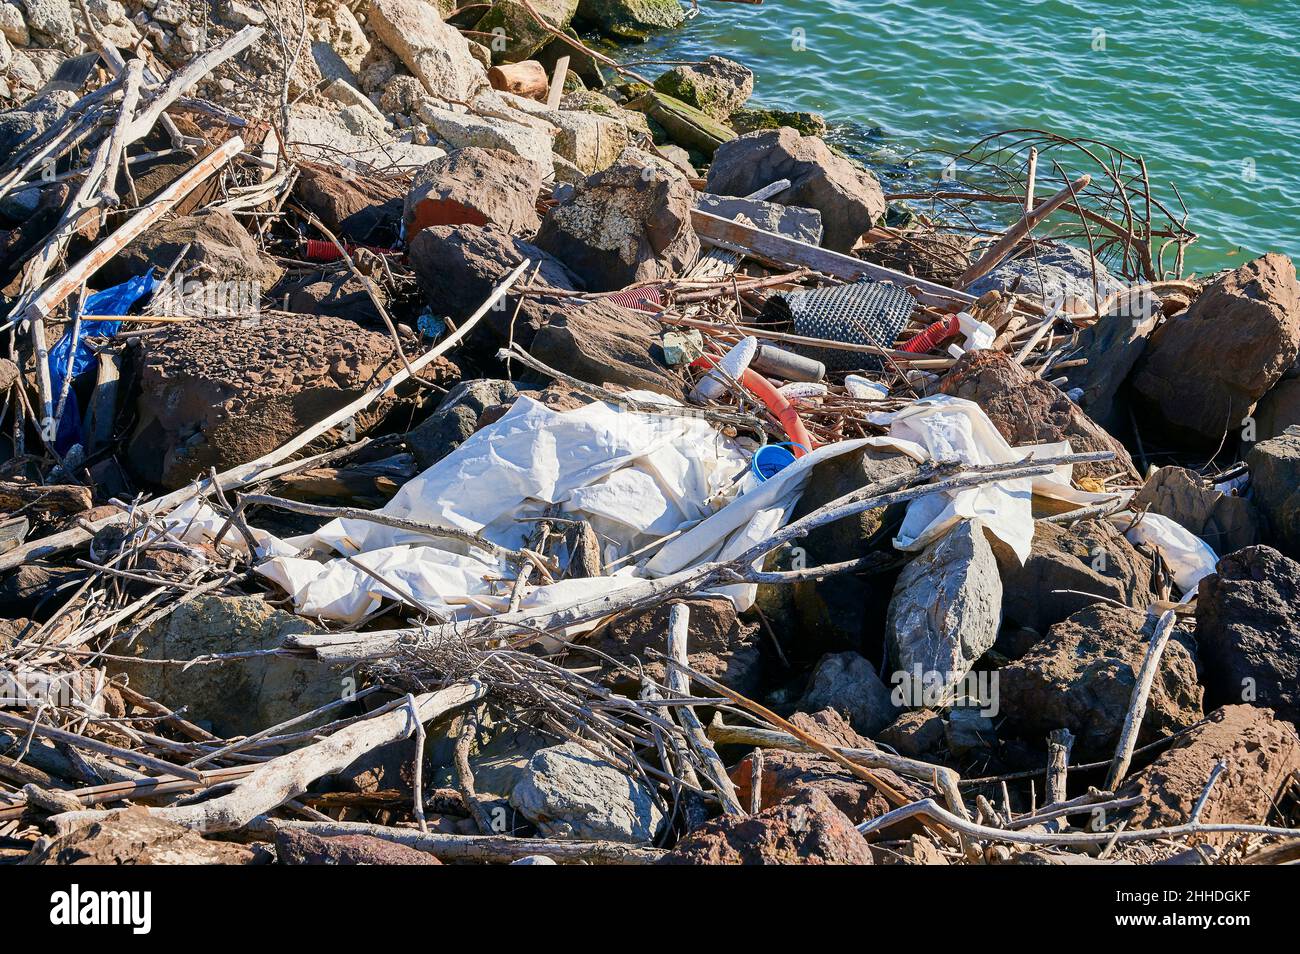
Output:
[[707, 716, 968, 822], [748, 747, 763, 814], [1106, 609, 1177, 790], [452, 706, 496, 835], [1046, 727, 1074, 805], [297, 207, 412, 377], [237, 492, 516, 560], [1023, 146, 1038, 214], [0, 261, 531, 573], [858, 797, 1300, 847], [957, 173, 1092, 289], [405, 694, 428, 834], [545, 54, 570, 110], [665, 603, 745, 815], [96, 57, 146, 206], [49, 681, 485, 835], [248, 816, 662, 864], [0, 710, 202, 782]]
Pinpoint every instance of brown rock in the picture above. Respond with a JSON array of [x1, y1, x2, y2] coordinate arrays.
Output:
[[126, 312, 400, 488], [274, 828, 440, 864], [530, 298, 684, 398], [105, 208, 283, 292], [534, 150, 699, 291], [585, 596, 761, 697], [404, 147, 542, 240], [295, 162, 404, 243], [993, 519, 1155, 633], [706, 128, 886, 253], [998, 603, 1203, 759], [658, 788, 875, 865], [1195, 545, 1300, 727], [408, 223, 582, 347], [878, 710, 946, 759], [24, 808, 263, 865], [1246, 426, 1300, 560], [938, 349, 1138, 481], [287, 273, 387, 325], [1131, 253, 1300, 447], [1254, 376, 1300, 442], [1133, 465, 1261, 557], [1120, 705, 1300, 845]]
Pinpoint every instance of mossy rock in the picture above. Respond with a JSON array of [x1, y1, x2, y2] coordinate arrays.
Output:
[[730, 106, 828, 138], [628, 90, 736, 156], [575, 0, 685, 42], [653, 56, 753, 121], [475, 0, 579, 64]]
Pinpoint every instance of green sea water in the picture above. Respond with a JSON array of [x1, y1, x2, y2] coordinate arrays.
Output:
[[626, 0, 1299, 274]]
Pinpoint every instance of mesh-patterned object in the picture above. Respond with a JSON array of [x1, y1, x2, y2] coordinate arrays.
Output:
[[763, 280, 917, 372]]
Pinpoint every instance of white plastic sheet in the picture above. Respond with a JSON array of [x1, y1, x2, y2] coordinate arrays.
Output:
[[1109, 510, 1218, 599], [864, 395, 1109, 562]]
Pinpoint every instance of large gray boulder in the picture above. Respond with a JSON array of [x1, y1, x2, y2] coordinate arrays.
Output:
[[1131, 253, 1300, 448], [367, 0, 487, 101], [705, 128, 886, 253], [798, 652, 897, 737], [535, 149, 699, 291], [510, 741, 664, 843], [886, 520, 1002, 702], [1247, 426, 1300, 559], [695, 192, 823, 245]]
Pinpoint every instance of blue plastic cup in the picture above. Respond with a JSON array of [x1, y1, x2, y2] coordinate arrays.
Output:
[[751, 443, 804, 482]]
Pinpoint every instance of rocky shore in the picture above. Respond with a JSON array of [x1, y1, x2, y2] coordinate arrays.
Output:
[[1, 0, 1299, 867]]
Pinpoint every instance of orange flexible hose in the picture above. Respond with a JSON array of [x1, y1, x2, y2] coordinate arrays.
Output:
[[692, 356, 814, 456]]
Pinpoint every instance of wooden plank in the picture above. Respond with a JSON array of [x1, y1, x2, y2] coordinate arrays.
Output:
[[23, 135, 245, 326], [545, 55, 570, 110], [690, 208, 977, 308]]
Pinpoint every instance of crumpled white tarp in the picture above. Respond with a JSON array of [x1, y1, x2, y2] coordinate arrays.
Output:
[[864, 395, 1110, 563], [1109, 510, 1219, 599], [160, 390, 1222, 625], [246, 393, 759, 622]]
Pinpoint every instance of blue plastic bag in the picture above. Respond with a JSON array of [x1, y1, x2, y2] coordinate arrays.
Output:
[[49, 273, 157, 452]]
